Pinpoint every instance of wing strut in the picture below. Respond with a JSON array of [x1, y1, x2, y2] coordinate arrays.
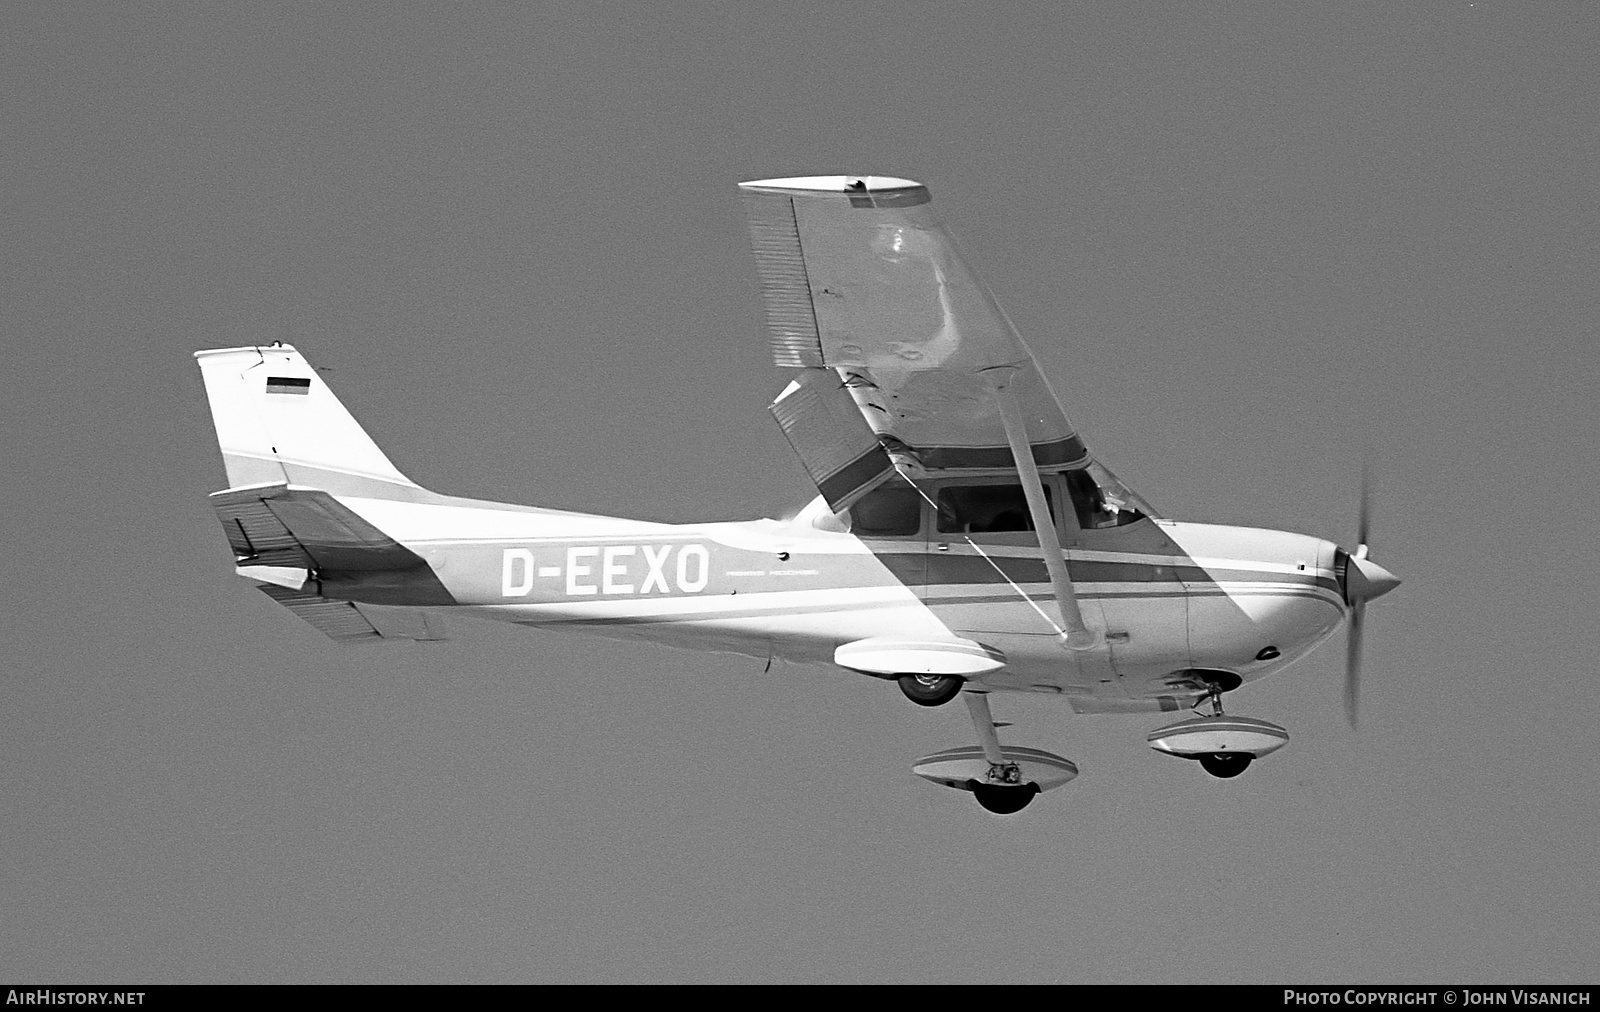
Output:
[[984, 367, 1100, 650]]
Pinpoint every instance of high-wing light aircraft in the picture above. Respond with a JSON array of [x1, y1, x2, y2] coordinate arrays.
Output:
[[195, 174, 1399, 814]]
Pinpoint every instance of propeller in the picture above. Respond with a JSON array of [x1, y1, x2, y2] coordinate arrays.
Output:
[[1344, 576, 1367, 728], [1340, 471, 1401, 728]]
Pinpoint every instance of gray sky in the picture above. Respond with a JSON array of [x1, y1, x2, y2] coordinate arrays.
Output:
[[4, 1, 1598, 983]]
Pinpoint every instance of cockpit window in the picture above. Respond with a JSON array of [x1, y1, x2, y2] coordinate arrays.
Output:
[[848, 482, 922, 537], [1065, 467, 1147, 529], [936, 484, 1053, 534]]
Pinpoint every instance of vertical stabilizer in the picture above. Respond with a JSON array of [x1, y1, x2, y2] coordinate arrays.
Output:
[[195, 345, 425, 498]]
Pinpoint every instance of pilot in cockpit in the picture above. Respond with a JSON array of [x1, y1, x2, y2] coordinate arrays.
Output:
[[936, 485, 1038, 535]]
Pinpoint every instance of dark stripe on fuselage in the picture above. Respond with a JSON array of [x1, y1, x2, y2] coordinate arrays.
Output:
[[926, 588, 1344, 608], [505, 595, 916, 628], [877, 552, 1338, 594]]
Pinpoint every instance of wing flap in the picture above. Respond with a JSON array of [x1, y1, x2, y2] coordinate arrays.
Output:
[[769, 369, 895, 511]]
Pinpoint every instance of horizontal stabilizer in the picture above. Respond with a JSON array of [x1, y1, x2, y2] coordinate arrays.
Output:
[[252, 585, 450, 644], [213, 483, 455, 642], [257, 583, 383, 641], [213, 490, 312, 568], [355, 603, 449, 641], [210, 484, 425, 572]]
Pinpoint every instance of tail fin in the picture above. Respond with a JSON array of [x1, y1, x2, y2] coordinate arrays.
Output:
[[194, 345, 427, 499]]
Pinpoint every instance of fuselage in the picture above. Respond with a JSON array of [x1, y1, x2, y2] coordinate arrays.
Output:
[[321, 491, 1347, 713]]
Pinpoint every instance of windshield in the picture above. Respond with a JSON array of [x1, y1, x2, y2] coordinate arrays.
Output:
[[1065, 462, 1158, 529]]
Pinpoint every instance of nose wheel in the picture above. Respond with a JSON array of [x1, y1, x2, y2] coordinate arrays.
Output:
[[1197, 752, 1252, 778]]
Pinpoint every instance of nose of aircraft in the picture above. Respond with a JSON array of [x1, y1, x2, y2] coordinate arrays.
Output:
[[1345, 554, 1401, 604]]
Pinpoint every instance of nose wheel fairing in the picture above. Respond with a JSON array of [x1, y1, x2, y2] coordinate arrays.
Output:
[[1146, 713, 1289, 779], [1146, 714, 1290, 758]]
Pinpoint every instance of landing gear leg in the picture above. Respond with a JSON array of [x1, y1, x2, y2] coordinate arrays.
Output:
[[1204, 681, 1226, 717], [962, 691, 1036, 814], [1198, 680, 1251, 779]]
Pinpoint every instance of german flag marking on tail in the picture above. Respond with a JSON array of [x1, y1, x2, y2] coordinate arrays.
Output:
[[266, 376, 310, 395]]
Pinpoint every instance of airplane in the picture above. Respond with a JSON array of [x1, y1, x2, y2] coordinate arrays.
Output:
[[194, 174, 1400, 815]]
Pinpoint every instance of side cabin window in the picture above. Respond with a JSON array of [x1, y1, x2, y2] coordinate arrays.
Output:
[[936, 484, 1054, 534], [848, 482, 922, 537], [1065, 468, 1145, 529]]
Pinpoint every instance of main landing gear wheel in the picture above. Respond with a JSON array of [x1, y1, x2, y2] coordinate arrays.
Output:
[[1198, 752, 1253, 779], [971, 781, 1040, 814], [898, 673, 964, 707]]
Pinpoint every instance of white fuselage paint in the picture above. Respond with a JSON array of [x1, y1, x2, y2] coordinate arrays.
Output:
[[326, 495, 1348, 711]]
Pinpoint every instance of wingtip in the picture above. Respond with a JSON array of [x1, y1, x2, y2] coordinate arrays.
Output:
[[738, 175, 930, 207], [194, 343, 299, 360]]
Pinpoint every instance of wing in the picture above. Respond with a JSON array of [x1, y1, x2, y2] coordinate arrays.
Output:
[[741, 174, 1094, 510]]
